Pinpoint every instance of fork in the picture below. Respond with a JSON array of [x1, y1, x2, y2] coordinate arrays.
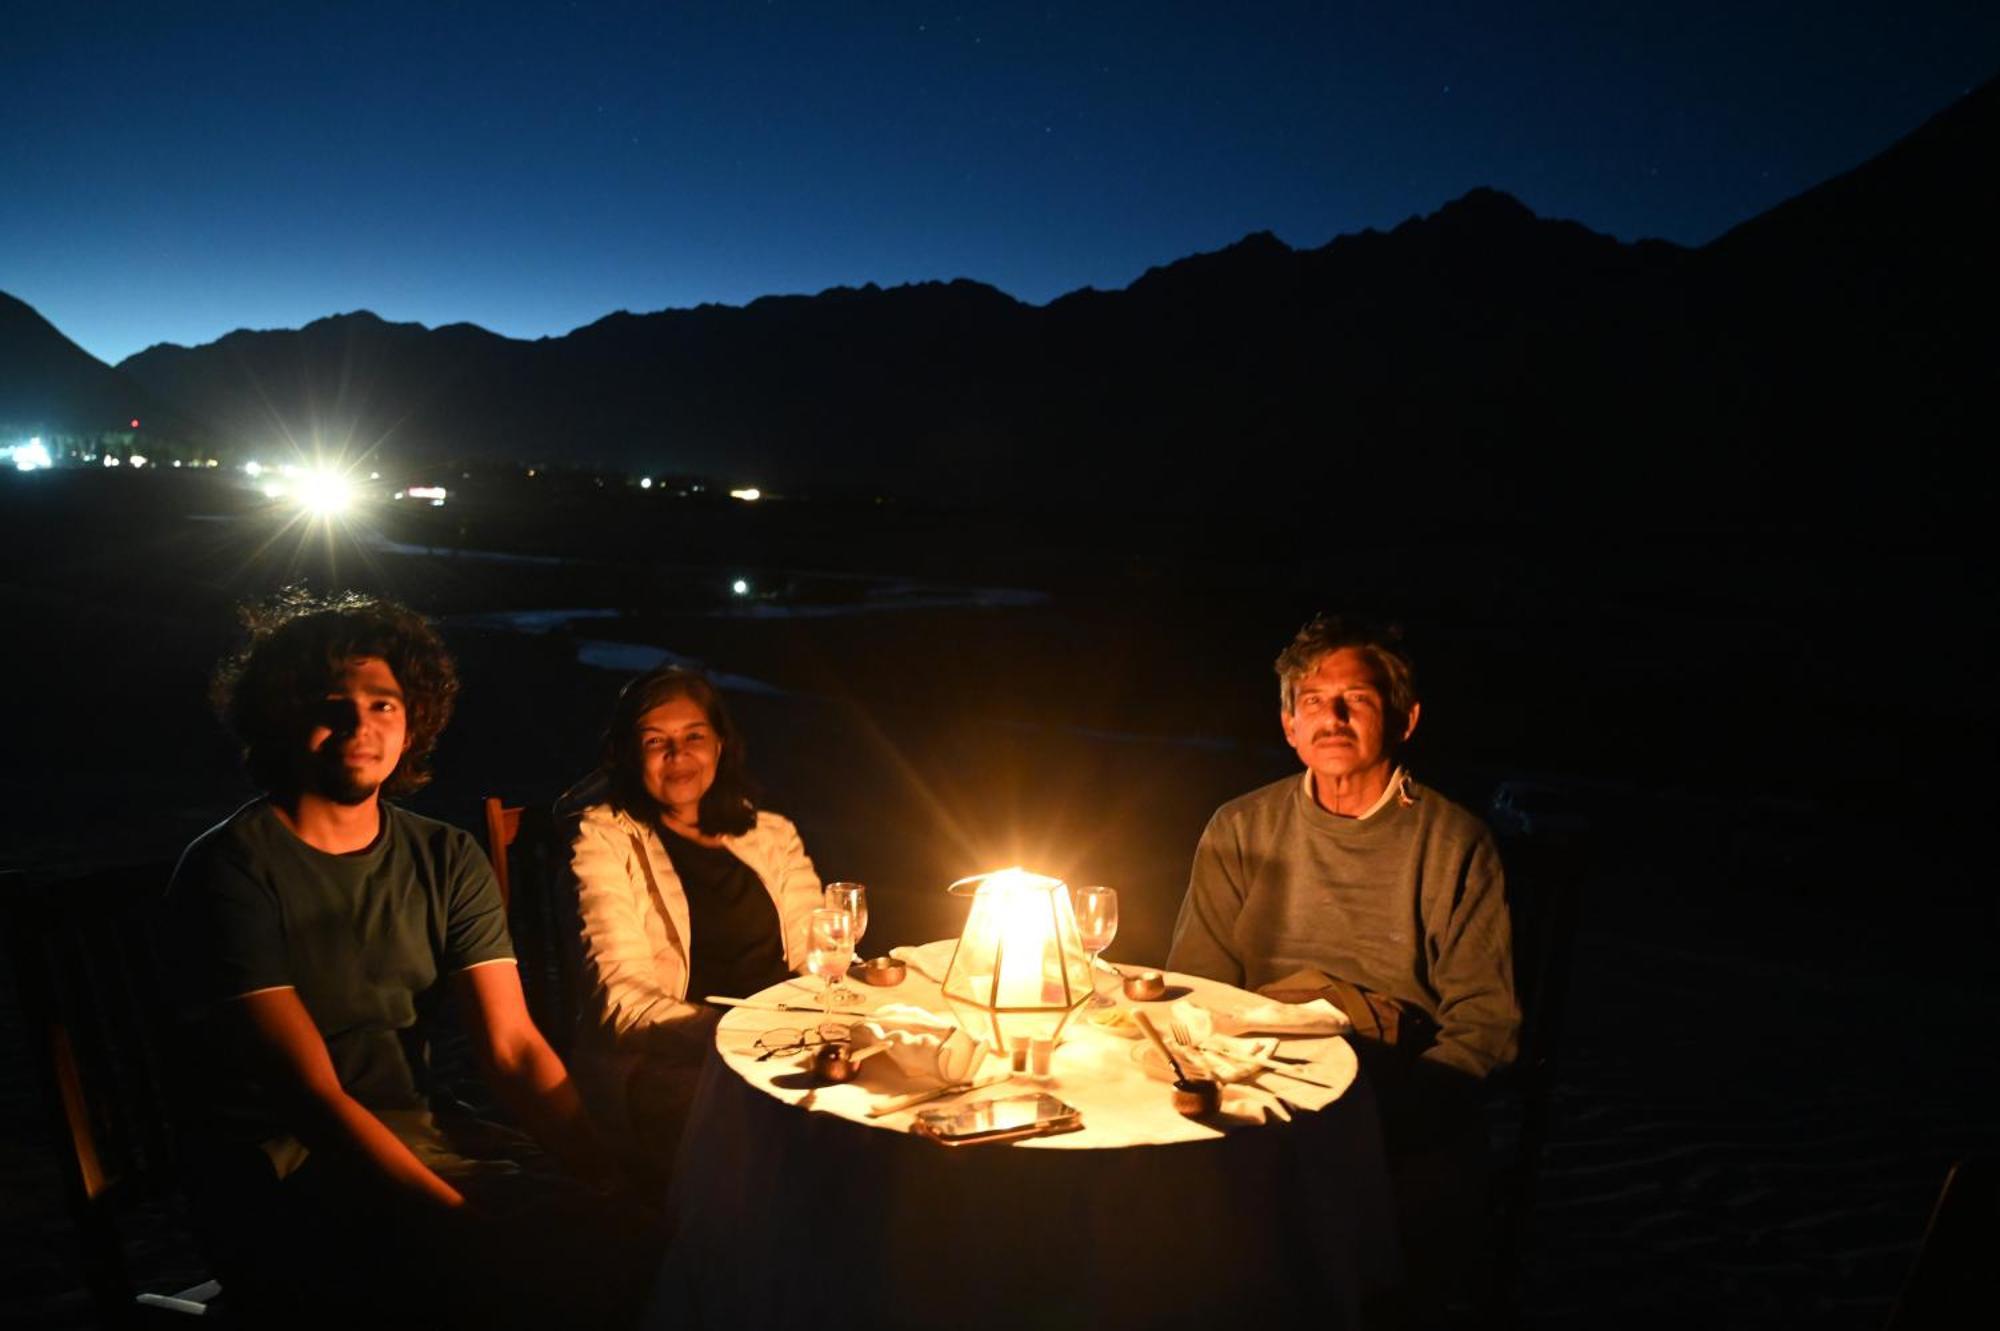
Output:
[[1167, 1016, 1211, 1078], [1171, 1015, 1341, 1089]]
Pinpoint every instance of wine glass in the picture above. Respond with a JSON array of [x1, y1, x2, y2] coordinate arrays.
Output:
[[821, 883, 868, 1003], [1072, 885, 1119, 1007], [806, 907, 856, 1016]]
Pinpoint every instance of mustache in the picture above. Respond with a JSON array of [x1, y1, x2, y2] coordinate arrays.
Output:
[[1312, 728, 1357, 743]]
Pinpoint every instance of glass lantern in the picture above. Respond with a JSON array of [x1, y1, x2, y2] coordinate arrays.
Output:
[[939, 868, 1095, 1050]]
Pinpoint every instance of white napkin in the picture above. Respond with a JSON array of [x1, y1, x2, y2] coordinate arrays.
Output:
[[1203, 996, 1351, 1037], [848, 1011, 987, 1085], [888, 939, 959, 983]]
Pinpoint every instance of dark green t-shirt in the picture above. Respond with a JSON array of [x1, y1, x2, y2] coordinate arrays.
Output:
[[166, 799, 514, 1148]]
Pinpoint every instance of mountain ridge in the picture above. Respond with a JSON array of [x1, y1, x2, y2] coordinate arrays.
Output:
[[6, 75, 1990, 524]]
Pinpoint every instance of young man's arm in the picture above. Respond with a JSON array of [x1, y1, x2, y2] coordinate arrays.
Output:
[[454, 960, 623, 1189], [224, 987, 466, 1210]]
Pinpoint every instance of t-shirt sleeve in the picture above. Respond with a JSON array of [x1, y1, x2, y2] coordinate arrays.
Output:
[[1421, 828, 1520, 1080], [167, 842, 293, 1003], [442, 832, 516, 971], [1167, 808, 1248, 985]]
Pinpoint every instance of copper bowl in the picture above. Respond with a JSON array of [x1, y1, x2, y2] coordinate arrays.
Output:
[[1122, 970, 1168, 1001], [858, 956, 907, 987], [1171, 1078, 1222, 1117], [812, 1044, 859, 1082]]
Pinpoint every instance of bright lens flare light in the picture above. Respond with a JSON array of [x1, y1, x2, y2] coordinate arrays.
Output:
[[295, 469, 354, 517]]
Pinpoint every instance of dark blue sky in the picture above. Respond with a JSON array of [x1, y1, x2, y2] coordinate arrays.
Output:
[[5, 2, 1995, 364]]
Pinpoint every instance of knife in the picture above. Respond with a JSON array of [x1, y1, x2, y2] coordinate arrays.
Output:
[[706, 995, 871, 1016], [864, 1072, 1012, 1119], [1229, 1051, 1344, 1090]]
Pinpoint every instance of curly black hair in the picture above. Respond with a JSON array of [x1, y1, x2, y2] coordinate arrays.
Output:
[[600, 667, 761, 837], [210, 588, 459, 798]]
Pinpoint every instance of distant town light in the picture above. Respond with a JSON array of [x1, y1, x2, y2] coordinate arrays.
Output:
[[731, 579, 750, 596], [129, 454, 149, 469], [728, 487, 762, 502], [8, 438, 53, 471], [244, 460, 263, 477], [639, 476, 654, 490], [402, 485, 448, 507], [130, 419, 140, 429], [104, 456, 122, 468]]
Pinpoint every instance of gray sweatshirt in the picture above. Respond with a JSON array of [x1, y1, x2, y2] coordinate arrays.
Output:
[[1167, 772, 1519, 1080]]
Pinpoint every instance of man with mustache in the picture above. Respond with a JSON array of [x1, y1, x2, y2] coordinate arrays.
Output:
[[1168, 615, 1518, 1307], [166, 592, 654, 1328]]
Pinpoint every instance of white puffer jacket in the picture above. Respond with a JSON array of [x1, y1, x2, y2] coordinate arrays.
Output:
[[568, 801, 822, 1046]]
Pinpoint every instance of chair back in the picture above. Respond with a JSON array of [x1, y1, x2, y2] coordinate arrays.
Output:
[[482, 797, 582, 1057], [4, 862, 217, 1321], [483, 796, 524, 908]]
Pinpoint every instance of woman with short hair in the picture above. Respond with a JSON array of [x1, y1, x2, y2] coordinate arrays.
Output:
[[567, 667, 821, 1155]]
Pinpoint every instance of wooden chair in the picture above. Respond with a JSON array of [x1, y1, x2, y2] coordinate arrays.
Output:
[[483, 795, 524, 909], [481, 796, 581, 1058], [3, 864, 223, 1323], [1888, 1156, 1996, 1329]]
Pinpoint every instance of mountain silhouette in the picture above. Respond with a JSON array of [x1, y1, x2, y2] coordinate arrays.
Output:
[[0, 291, 189, 440], [17, 74, 1989, 527]]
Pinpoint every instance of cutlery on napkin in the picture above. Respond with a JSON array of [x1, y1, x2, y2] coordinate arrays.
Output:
[[1168, 999, 1348, 1090]]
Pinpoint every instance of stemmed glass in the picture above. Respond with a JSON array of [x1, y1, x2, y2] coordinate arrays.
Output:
[[821, 883, 868, 1004], [1072, 885, 1119, 1008], [806, 907, 856, 1016]]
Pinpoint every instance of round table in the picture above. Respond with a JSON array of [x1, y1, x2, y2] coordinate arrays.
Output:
[[647, 957, 1402, 1330]]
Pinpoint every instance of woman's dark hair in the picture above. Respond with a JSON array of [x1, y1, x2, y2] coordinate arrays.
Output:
[[600, 667, 760, 837], [210, 588, 459, 798]]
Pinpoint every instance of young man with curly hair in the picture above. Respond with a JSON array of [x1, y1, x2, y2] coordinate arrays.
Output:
[[167, 591, 655, 1329]]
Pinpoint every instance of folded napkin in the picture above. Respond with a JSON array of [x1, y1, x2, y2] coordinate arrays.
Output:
[[888, 939, 959, 983], [1203, 996, 1351, 1038], [848, 1012, 987, 1085]]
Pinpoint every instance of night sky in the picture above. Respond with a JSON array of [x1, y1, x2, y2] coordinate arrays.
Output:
[[5, 1, 1996, 366]]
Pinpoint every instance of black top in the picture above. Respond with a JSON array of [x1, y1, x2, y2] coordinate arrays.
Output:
[[661, 827, 790, 1003]]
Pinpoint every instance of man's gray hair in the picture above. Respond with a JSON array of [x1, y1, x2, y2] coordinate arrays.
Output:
[[1274, 614, 1419, 719]]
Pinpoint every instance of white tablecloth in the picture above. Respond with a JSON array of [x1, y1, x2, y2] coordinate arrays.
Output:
[[647, 958, 1401, 1329]]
